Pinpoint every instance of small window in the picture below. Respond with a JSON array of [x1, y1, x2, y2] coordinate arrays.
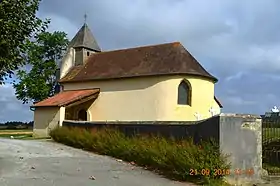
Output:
[[87, 52, 90, 56], [177, 80, 192, 105]]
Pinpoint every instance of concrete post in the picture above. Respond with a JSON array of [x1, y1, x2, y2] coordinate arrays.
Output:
[[219, 113, 263, 185]]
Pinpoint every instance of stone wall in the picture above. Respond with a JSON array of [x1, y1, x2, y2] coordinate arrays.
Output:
[[63, 116, 220, 142], [62, 113, 263, 185]]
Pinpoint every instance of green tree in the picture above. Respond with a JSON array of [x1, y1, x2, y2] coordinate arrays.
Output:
[[0, 0, 49, 84], [13, 31, 69, 104]]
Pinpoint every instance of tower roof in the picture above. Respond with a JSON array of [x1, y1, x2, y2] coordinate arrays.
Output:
[[69, 23, 101, 52]]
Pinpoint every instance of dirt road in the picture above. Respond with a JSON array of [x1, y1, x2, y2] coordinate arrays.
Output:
[[0, 138, 194, 186]]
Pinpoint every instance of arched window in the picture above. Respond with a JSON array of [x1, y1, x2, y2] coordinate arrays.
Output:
[[177, 80, 192, 105], [78, 109, 87, 121]]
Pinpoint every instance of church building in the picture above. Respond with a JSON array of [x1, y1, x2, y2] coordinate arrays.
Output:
[[31, 23, 222, 137]]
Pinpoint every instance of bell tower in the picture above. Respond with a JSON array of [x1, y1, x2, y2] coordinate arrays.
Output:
[[59, 15, 101, 80], [69, 14, 101, 66]]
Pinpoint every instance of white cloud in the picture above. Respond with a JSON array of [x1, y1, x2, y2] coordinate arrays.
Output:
[[225, 72, 245, 82]]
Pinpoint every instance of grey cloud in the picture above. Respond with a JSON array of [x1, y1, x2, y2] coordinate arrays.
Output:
[[2, 0, 280, 121], [30, 0, 280, 115], [217, 72, 280, 114], [0, 84, 32, 122], [39, 0, 235, 49]]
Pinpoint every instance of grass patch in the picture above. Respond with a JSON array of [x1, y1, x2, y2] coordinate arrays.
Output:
[[0, 133, 32, 138], [263, 128, 280, 141], [0, 129, 33, 139], [50, 127, 231, 185], [263, 163, 280, 174], [0, 129, 32, 132], [0, 130, 50, 140], [0, 131, 32, 135], [15, 135, 51, 140]]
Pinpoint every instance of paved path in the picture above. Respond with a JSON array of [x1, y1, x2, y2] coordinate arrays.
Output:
[[0, 138, 195, 186]]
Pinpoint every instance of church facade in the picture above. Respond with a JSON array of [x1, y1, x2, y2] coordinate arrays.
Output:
[[31, 23, 222, 137]]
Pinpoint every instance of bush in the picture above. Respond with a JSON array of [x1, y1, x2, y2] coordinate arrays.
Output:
[[50, 127, 230, 185]]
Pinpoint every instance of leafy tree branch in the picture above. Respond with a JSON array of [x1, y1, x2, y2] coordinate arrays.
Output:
[[0, 0, 49, 84], [13, 31, 69, 104]]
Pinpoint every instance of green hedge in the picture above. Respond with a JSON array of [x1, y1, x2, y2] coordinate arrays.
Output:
[[50, 127, 230, 185]]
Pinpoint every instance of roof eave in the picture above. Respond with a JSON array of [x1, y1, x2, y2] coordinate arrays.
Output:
[[73, 45, 101, 52], [30, 90, 100, 108], [30, 105, 58, 108], [60, 73, 218, 84]]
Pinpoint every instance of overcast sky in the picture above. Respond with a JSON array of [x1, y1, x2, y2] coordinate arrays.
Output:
[[1, 0, 280, 122]]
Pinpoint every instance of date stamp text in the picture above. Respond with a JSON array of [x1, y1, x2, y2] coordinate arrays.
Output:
[[189, 168, 254, 176]]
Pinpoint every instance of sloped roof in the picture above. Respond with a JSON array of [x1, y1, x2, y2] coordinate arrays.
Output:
[[60, 42, 217, 83], [32, 89, 100, 107], [68, 23, 101, 52]]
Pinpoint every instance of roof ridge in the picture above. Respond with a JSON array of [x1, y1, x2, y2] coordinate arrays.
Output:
[[90, 41, 181, 56], [63, 88, 99, 92], [80, 24, 87, 46]]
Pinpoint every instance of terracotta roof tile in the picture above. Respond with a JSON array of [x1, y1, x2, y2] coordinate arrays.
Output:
[[59, 42, 217, 83], [32, 89, 99, 107]]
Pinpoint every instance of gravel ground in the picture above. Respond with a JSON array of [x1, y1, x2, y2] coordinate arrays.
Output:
[[0, 138, 196, 186], [256, 177, 280, 186]]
